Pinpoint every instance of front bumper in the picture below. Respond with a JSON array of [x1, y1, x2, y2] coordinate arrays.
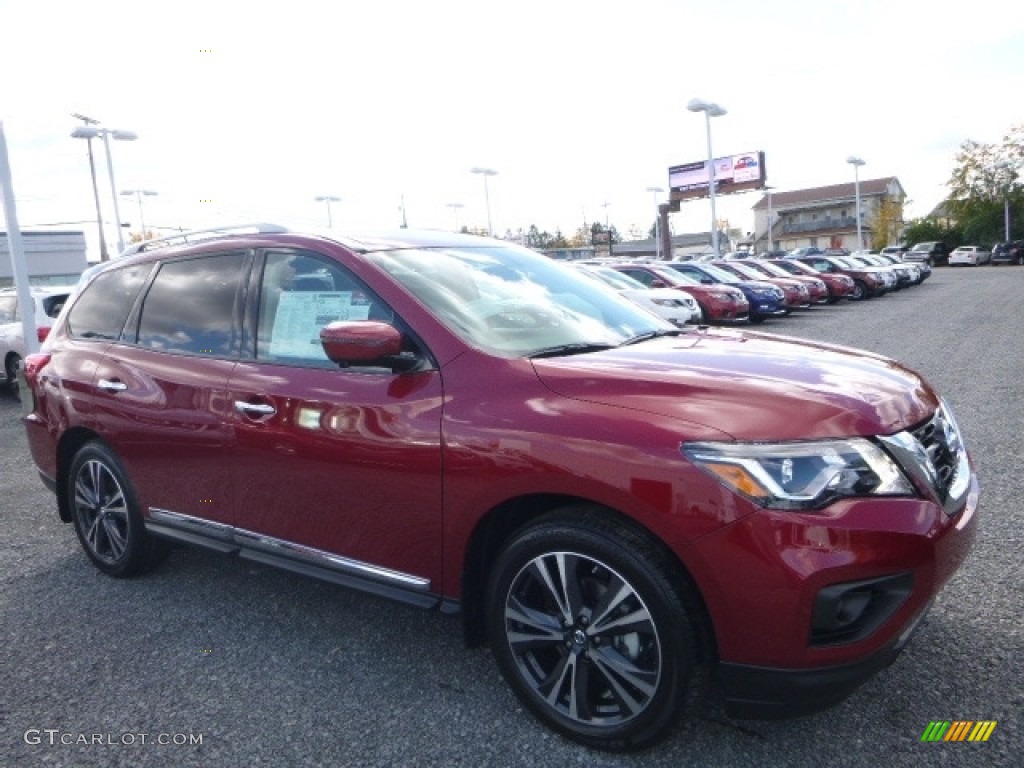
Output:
[[719, 597, 931, 719]]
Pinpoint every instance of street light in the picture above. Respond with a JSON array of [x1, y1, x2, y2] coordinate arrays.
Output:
[[646, 186, 664, 259], [71, 118, 138, 256], [121, 189, 157, 241], [687, 98, 727, 258], [847, 156, 866, 250], [762, 185, 776, 252], [314, 195, 341, 227], [992, 161, 1016, 242], [470, 167, 497, 236], [446, 202, 464, 232]]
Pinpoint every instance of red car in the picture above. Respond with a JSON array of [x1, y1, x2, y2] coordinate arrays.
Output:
[[735, 259, 830, 304], [609, 262, 750, 324], [713, 260, 812, 310], [21, 226, 978, 751], [767, 258, 856, 303]]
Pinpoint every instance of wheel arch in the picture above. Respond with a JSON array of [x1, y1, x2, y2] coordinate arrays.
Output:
[[55, 427, 105, 523], [459, 494, 717, 665]]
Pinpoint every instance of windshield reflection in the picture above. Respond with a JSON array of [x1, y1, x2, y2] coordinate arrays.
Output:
[[366, 245, 667, 357]]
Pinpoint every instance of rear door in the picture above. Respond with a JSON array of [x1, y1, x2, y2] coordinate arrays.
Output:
[[90, 251, 250, 527]]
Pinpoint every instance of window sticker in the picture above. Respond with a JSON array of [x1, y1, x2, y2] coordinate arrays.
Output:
[[268, 291, 370, 360]]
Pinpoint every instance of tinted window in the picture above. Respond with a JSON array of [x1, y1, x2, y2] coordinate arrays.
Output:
[[67, 264, 154, 340], [136, 252, 248, 356], [256, 250, 394, 367]]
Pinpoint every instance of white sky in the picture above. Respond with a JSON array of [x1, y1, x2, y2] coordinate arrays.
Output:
[[2, 0, 1023, 259]]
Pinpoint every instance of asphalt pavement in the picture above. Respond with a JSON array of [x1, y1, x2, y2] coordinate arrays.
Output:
[[2, 266, 1021, 767]]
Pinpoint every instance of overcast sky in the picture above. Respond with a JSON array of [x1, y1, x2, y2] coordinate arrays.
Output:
[[2, 0, 1022, 258]]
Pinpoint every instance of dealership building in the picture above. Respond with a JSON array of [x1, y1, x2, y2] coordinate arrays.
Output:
[[0, 230, 89, 287]]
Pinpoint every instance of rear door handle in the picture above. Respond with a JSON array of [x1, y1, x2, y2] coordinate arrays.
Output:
[[97, 378, 127, 393]]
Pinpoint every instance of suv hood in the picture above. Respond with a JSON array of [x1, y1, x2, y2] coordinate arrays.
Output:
[[532, 329, 937, 441]]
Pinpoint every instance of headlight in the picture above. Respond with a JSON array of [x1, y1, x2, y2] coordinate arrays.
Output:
[[650, 297, 679, 307], [681, 438, 914, 510]]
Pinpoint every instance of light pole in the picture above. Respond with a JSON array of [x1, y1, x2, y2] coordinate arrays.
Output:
[[687, 99, 727, 258], [847, 156, 866, 250], [446, 202, 464, 232], [762, 185, 776, 252], [993, 161, 1016, 242], [646, 186, 664, 259], [71, 119, 138, 256], [71, 114, 109, 261], [121, 189, 157, 241], [470, 167, 497, 236], [315, 195, 341, 227]]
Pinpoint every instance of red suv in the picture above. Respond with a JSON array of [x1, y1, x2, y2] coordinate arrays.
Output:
[[21, 226, 979, 751]]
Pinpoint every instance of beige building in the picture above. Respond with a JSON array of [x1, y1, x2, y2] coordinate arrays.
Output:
[[752, 178, 906, 252]]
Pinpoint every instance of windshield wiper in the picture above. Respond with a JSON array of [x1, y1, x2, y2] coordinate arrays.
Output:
[[528, 342, 618, 359], [620, 329, 686, 346]]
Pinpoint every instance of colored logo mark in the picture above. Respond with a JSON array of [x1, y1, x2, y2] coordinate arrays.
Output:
[[921, 721, 997, 742]]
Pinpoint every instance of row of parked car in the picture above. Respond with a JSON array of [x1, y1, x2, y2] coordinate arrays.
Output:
[[573, 250, 929, 326]]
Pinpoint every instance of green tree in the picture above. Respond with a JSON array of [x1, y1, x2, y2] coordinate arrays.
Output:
[[946, 123, 1024, 243]]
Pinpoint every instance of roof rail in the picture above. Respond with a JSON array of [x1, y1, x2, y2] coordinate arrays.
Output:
[[119, 223, 290, 256]]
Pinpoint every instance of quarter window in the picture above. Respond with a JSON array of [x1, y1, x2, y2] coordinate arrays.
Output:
[[67, 264, 154, 340], [136, 252, 248, 356]]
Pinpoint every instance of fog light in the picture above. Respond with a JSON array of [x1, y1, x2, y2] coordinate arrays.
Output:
[[810, 572, 913, 646]]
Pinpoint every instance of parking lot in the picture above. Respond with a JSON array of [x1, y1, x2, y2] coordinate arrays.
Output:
[[1, 266, 1020, 768]]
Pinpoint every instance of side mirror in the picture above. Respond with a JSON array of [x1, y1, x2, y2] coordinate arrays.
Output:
[[320, 321, 403, 366], [650, 280, 666, 288]]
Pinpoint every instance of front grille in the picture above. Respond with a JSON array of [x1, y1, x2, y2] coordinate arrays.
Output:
[[910, 406, 964, 502]]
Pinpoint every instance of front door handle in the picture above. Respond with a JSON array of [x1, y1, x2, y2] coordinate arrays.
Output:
[[234, 400, 276, 417], [97, 378, 127, 393]]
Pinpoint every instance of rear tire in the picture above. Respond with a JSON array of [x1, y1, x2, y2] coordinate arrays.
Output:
[[68, 442, 168, 577], [486, 509, 708, 751]]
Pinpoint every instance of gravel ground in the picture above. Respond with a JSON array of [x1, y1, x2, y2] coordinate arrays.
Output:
[[1, 265, 1020, 767]]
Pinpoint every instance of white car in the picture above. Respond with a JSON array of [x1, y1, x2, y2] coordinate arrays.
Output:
[[948, 246, 991, 266], [0, 285, 75, 386], [572, 264, 701, 326]]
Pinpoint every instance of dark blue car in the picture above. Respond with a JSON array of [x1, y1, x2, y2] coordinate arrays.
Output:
[[663, 262, 787, 324]]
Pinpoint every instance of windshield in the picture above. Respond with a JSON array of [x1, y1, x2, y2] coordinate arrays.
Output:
[[366, 245, 667, 357], [718, 262, 763, 281], [584, 265, 648, 290], [746, 261, 789, 278], [694, 263, 742, 284]]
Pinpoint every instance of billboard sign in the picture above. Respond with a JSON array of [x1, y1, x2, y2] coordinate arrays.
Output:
[[669, 151, 766, 202]]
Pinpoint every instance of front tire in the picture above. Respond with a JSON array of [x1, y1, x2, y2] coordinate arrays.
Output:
[[4, 352, 20, 389], [486, 510, 706, 751], [69, 442, 167, 577], [850, 280, 868, 300]]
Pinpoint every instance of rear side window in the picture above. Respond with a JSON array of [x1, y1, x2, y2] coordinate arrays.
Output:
[[136, 252, 249, 356], [67, 264, 154, 340], [42, 294, 70, 318]]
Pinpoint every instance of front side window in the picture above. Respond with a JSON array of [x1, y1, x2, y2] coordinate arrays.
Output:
[[256, 250, 395, 367], [67, 263, 154, 340], [136, 252, 248, 356]]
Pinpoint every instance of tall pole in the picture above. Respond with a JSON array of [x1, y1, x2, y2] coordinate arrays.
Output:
[[646, 186, 664, 260], [847, 156, 866, 250], [470, 167, 497, 236], [688, 99, 726, 259], [99, 131, 128, 253], [447, 202, 464, 232], [704, 112, 720, 258], [72, 114, 109, 261]]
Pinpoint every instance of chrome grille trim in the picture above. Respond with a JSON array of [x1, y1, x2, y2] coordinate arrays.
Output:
[[879, 401, 971, 516]]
